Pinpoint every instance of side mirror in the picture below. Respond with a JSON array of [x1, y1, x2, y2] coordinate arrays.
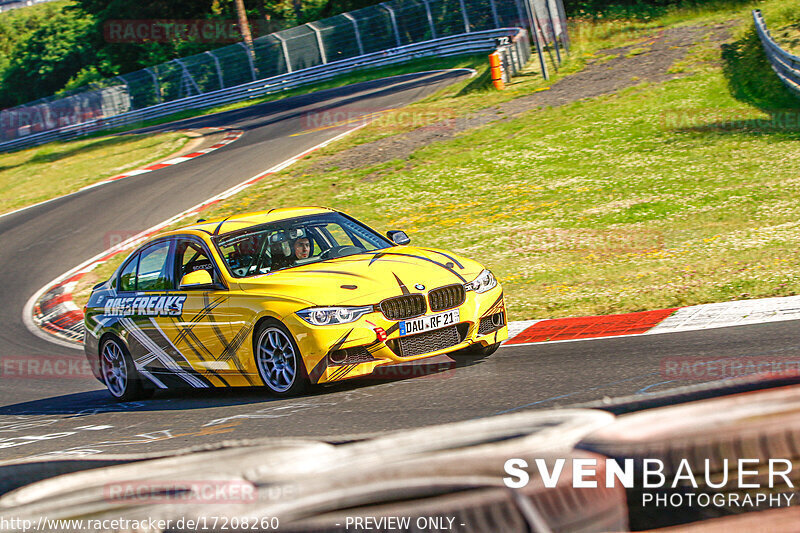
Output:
[[179, 270, 217, 290], [386, 230, 411, 245]]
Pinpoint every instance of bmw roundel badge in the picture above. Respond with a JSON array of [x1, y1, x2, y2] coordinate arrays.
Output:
[[415, 284, 425, 290]]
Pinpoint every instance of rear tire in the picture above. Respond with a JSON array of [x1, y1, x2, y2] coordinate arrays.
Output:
[[254, 320, 309, 397], [100, 337, 151, 402]]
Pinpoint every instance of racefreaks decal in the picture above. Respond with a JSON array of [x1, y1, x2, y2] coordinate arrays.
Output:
[[104, 295, 186, 317]]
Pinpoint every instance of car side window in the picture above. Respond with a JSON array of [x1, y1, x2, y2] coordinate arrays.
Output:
[[175, 238, 220, 285], [324, 223, 353, 247], [119, 255, 138, 292], [137, 241, 172, 291]]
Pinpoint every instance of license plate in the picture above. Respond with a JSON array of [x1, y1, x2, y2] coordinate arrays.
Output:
[[399, 309, 459, 336]]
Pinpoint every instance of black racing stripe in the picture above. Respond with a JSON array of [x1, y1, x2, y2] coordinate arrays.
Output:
[[328, 366, 348, 380], [329, 363, 358, 381], [204, 294, 230, 347], [311, 329, 354, 384], [334, 364, 358, 380], [365, 340, 383, 353], [220, 323, 253, 362], [393, 273, 410, 295], [327, 329, 353, 354], [222, 324, 257, 386], [174, 298, 225, 346], [170, 319, 209, 362], [183, 329, 216, 359], [481, 292, 505, 317], [309, 355, 329, 383], [140, 325, 202, 366], [368, 252, 466, 282], [212, 216, 233, 236], [385, 323, 400, 336], [294, 270, 366, 278], [420, 248, 464, 269], [368, 252, 388, 266]]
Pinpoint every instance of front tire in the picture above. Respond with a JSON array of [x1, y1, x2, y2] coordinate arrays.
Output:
[[255, 320, 309, 397], [100, 337, 151, 401]]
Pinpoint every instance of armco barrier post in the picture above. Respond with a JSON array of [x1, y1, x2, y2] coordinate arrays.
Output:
[[530, 0, 556, 71], [554, 0, 569, 52], [544, 0, 561, 65], [421, 0, 437, 39], [381, 3, 402, 48], [307, 22, 327, 64], [145, 68, 162, 104], [343, 13, 366, 55], [520, 0, 548, 79]]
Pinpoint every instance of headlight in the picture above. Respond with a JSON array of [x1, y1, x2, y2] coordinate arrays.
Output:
[[465, 269, 497, 293], [296, 305, 373, 326]]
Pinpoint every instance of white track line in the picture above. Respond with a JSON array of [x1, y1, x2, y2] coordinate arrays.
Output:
[[0, 130, 241, 221]]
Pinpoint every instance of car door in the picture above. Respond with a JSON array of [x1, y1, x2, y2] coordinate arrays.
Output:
[[157, 236, 253, 388], [114, 238, 202, 389]]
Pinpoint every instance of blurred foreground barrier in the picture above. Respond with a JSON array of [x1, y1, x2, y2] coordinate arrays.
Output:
[[0, 410, 623, 532], [578, 385, 800, 529]]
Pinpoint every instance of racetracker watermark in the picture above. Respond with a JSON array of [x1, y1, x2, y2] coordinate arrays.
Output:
[[103, 230, 142, 250], [103, 20, 271, 43], [662, 109, 800, 132], [662, 357, 800, 381], [367, 359, 456, 381], [1, 355, 95, 380], [0, 517, 280, 532], [104, 480, 259, 504], [302, 108, 455, 134], [513, 228, 664, 254]]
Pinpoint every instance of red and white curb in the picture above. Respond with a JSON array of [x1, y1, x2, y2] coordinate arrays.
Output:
[[78, 129, 243, 192], [0, 128, 243, 222], [25, 125, 368, 349], [505, 295, 800, 346]]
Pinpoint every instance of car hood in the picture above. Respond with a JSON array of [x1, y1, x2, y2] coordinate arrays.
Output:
[[235, 246, 485, 306]]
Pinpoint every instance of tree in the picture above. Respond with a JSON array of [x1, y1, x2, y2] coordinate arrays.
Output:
[[234, 0, 253, 46], [0, 8, 95, 108]]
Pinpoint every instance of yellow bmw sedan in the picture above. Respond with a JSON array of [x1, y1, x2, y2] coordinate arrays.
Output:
[[84, 207, 507, 400]]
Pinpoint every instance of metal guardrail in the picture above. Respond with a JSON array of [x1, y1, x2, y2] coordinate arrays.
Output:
[[0, 0, 55, 13], [753, 9, 800, 98], [0, 28, 529, 152]]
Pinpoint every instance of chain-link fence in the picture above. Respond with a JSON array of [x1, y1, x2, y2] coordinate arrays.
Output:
[[0, 0, 567, 149]]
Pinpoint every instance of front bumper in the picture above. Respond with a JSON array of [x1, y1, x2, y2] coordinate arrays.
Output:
[[285, 286, 507, 384]]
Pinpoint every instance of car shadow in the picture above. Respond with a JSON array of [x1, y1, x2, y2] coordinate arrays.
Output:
[[0, 351, 491, 416]]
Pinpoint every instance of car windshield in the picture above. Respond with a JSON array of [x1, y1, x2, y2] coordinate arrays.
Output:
[[215, 212, 392, 278]]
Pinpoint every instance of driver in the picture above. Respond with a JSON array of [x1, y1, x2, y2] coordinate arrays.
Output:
[[292, 237, 311, 260]]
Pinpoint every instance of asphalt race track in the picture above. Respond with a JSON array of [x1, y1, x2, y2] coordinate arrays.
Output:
[[2, 70, 800, 463]]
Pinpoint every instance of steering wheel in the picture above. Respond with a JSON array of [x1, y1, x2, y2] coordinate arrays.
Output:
[[320, 245, 363, 260]]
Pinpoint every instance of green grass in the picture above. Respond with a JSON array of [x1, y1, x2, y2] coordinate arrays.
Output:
[[0, 132, 189, 215], [74, 0, 800, 321]]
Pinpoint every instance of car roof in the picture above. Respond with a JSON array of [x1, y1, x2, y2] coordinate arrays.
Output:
[[163, 206, 336, 238]]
